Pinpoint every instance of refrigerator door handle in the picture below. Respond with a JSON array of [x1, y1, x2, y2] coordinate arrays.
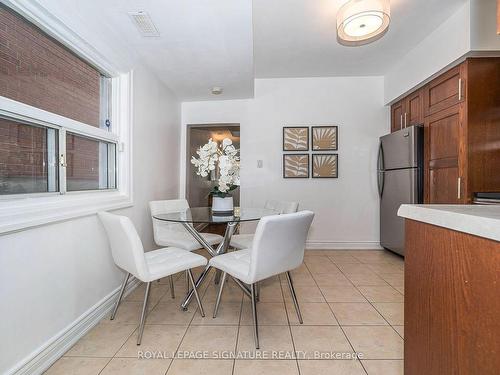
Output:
[[378, 171, 385, 198], [377, 143, 385, 198]]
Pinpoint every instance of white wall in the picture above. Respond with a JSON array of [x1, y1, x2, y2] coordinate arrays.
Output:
[[384, 0, 500, 104], [182, 77, 388, 248], [470, 0, 500, 51], [0, 66, 180, 374], [384, 1, 471, 104]]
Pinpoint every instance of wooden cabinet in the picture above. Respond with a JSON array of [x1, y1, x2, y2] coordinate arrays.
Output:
[[423, 65, 464, 116], [405, 89, 424, 126], [390, 100, 404, 132], [390, 89, 424, 133], [424, 105, 465, 203], [405, 219, 500, 375], [391, 57, 500, 204]]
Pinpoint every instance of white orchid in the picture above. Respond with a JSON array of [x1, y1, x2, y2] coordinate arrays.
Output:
[[191, 137, 240, 196]]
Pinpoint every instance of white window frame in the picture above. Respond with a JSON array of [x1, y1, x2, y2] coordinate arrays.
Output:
[[0, 1, 134, 234]]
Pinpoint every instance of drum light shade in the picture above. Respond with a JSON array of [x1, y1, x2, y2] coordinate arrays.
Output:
[[337, 0, 391, 46]]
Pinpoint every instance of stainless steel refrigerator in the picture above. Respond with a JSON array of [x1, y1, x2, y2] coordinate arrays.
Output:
[[378, 125, 423, 256]]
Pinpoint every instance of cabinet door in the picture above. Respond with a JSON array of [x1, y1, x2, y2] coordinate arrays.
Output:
[[424, 65, 465, 116], [424, 105, 465, 203], [405, 89, 424, 126], [391, 100, 404, 133]]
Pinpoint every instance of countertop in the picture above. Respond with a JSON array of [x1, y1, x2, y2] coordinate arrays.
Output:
[[398, 204, 500, 242]]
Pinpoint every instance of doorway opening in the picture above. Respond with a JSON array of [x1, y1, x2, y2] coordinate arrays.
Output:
[[186, 124, 240, 208]]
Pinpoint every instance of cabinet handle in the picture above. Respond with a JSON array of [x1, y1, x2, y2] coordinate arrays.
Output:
[[400, 114, 403, 130], [404, 113, 407, 128], [458, 78, 462, 100], [457, 177, 461, 200]]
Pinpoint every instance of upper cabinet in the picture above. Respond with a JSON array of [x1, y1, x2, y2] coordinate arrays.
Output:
[[423, 65, 464, 116], [405, 89, 424, 126], [390, 100, 404, 132], [390, 88, 424, 133], [390, 57, 500, 204]]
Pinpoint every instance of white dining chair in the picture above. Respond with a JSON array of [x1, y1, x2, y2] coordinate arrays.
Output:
[[98, 211, 207, 345], [209, 210, 314, 349], [229, 200, 299, 250], [149, 199, 223, 297]]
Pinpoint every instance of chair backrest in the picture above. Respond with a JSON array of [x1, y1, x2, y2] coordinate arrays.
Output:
[[149, 199, 190, 244], [264, 200, 299, 214], [98, 212, 149, 281], [248, 210, 314, 283]]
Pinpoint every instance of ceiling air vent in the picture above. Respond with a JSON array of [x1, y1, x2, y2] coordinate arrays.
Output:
[[128, 11, 160, 37]]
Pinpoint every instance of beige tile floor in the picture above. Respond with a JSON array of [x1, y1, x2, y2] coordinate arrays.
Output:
[[45, 250, 404, 375]]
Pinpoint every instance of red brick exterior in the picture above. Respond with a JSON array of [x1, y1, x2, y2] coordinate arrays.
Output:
[[0, 117, 47, 176], [0, 4, 101, 127], [66, 133, 99, 189], [0, 5, 105, 193]]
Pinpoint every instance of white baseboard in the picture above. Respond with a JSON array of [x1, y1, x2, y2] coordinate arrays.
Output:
[[7, 277, 141, 375], [306, 241, 383, 250]]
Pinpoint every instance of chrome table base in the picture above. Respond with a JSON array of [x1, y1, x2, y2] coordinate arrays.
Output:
[[180, 221, 237, 310]]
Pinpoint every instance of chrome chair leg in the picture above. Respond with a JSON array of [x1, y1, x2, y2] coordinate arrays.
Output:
[[255, 281, 261, 302], [286, 271, 303, 324], [169, 275, 175, 299], [213, 271, 227, 318], [111, 272, 130, 320], [188, 269, 205, 317], [251, 283, 260, 349], [185, 270, 190, 295], [137, 282, 151, 345]]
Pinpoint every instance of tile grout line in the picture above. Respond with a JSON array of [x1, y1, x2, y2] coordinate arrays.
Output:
[[96, 280, 172, 374], [163, 270, 212, 375], [325, 254, 405, 369], [333, 258, 406, 340], [277, 274, 301, 375], [303, 260, 369, 375], [231, 278, 244, 375]]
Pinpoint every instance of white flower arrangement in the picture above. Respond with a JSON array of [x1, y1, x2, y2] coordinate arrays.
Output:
[[191, 138, 240, 197]]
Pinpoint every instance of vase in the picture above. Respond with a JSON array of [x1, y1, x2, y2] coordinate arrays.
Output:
[[212, 196, 234, 214]]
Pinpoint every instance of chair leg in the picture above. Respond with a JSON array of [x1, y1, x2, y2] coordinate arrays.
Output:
[[111, 272, 130, 320], [286, 271, 303, 324], [188, 269, 205, 317], [255, 281, 261, 302], [185, 270, 190, 295], [137, 282, 151, 345], [169, 275, 175, 299], [213, 271, 227, 318], [250, 283, 260, 349]]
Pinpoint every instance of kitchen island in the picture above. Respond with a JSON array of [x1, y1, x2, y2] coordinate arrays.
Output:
[[398, 204, 500, 375]]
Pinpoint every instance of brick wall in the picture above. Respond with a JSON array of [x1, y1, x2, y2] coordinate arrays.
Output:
[[66, 133, 99, 190], [0, 5, 105, 193], [0, 117, 49, 193], [0, 3, 101, 127]]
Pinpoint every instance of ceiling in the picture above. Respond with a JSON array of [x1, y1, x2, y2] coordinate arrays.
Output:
[[33, 0, 467, 101], [253, 0, 468, 77]]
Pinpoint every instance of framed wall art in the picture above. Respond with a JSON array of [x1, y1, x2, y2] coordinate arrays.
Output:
[[283, 154, 310, 178], [312, 153, 338, 178], [283, 126, 309, 151], [312, 126, 338, 151]]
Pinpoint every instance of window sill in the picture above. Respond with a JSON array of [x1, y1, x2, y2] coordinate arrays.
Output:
[[0, 192, 133, 235]]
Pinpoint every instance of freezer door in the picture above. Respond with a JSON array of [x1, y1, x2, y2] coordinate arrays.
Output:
[[379, 125, 422, 170], [380, 168, 419, 256]]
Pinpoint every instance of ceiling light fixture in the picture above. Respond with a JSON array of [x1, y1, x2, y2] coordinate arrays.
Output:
[[211, 87, 223, 95], [337, 0, 390, 46]]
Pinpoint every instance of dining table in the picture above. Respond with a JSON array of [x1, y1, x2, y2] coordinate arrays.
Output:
[[153, 207, 276, 310]]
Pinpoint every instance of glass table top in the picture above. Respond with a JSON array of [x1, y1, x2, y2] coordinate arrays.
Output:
[[153, 207, 277, 224]]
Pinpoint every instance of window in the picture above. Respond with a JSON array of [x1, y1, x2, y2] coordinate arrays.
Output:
[[0, 117, 58, 195], [65, 133, 116, 192], [0, 4, 118, 197]]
